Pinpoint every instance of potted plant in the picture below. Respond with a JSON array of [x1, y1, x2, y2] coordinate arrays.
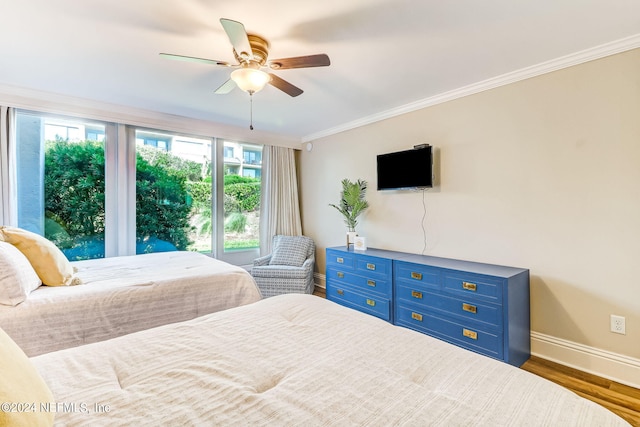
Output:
[[329, 178, 369, 246]]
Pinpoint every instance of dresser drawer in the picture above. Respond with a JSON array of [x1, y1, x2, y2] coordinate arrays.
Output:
[[396, 305, 503, 360], [327, 268, 391, 295], [326, 249, 356, 270], [443, 272, 503, 304], [396, 285, 502, 328], [354, 255, 391, 278], [395, 261, 440, 291], [327, 284, 391, 321]]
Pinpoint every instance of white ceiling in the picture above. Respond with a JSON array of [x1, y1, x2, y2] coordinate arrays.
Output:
[[1, 0, 639, 141]]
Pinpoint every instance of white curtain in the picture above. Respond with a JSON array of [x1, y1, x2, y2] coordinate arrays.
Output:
[[259, 145, 302, 255], [0, 106, 17, 226]]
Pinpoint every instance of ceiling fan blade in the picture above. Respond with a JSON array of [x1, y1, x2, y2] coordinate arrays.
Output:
[[268, 74, 303, 97], [220, 18, 253, 59], [214, 79, 237, 94], [268, 54, 330, 70], [159, 53, 232, 67]]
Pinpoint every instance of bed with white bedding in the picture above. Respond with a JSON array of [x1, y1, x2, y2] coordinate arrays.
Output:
[[0, 251, 261, 356], [30, 294, 629, 426]]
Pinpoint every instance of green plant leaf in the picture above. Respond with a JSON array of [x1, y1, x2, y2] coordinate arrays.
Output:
[[329, 178, 369, 231]]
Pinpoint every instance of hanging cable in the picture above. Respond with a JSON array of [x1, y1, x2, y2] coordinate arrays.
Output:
[[421, 188, 428, 255]]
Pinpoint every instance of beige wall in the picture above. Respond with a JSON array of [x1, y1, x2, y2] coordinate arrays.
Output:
[[299, 49, 640, 361]]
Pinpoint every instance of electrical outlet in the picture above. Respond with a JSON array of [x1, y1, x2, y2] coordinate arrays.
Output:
[[610, 315, 626, 335]]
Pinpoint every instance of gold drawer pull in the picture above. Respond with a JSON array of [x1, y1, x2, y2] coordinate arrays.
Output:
[[337, 257, 344, 263], [411, 272, 422, 280], [337, 272, 344, 279], [366, 299, 376, 307], [411, 312, 423, 322], [337, 289, 344, 296], [367, 279, 376, 287], [462, 303, 477, 314], [411, 290, 423, 299], [462, 281, 477, 292], [463, 329, 478, 340], [366, 263, 376, 270]]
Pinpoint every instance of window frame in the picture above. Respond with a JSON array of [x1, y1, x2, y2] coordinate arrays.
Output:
[[13, 110, 262, 266]]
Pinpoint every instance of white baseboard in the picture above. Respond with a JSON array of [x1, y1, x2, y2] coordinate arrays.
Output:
[[531, 331, 640, 389], [313, 272, 326, 289]]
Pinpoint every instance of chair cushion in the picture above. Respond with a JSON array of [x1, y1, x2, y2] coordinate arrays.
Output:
[[269, 236, 310, 267], [252, 265, 308, 280]]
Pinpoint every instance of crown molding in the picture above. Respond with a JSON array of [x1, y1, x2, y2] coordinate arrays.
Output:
[[302, 34, 640, 143]]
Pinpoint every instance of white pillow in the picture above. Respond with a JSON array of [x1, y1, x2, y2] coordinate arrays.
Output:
[[0, 226, 80, 287], [0, 241, 42, 306]]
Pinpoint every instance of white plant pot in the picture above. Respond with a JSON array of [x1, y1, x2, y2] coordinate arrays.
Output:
[[346, 231, 358, 246]]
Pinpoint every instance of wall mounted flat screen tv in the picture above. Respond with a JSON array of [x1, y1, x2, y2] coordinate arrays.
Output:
[[377, 146, 433, 190]]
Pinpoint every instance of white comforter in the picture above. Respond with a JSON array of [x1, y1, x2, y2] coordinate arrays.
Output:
[[0, 251, 261, 356], [32, 294, 629, 426]]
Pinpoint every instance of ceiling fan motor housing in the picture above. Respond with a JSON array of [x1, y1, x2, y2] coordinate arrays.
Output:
[[234, 34, 270, 66]]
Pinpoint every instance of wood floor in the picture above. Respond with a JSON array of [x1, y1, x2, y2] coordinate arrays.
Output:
[[313, 287, 640, 426], [522, 356, 640, 426]]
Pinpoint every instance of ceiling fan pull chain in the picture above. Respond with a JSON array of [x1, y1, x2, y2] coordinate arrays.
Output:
[[249, 92, 254, 130]]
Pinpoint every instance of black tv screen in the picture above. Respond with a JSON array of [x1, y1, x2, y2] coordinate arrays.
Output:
[[377, 146, 433, 190]]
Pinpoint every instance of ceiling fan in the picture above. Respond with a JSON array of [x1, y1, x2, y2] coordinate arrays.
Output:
[[160, 18, 331, 98]]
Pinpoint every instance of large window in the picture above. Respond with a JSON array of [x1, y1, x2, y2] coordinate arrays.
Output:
[[14, 111, 262, 265], [16, 112, 108, 260], [221, 141, 261, 255], [135, 129, 213, 254]]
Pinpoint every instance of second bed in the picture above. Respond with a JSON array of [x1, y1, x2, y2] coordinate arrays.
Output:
[[0, 251, 261, 356]]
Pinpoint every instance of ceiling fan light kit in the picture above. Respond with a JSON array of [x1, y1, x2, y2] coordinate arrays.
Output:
[[161, 18, 331, 129], [230, 67, 270, 94]]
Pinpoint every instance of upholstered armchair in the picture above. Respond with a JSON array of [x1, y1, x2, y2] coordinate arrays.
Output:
[[251, 235, 315, 298]]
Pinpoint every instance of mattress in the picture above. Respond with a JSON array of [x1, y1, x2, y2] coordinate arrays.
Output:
[[31, 294, 629, 426], [0, 251, 261, 356]]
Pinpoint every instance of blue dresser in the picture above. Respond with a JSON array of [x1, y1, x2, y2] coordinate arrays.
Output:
[[326, 247, 530, 367]]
